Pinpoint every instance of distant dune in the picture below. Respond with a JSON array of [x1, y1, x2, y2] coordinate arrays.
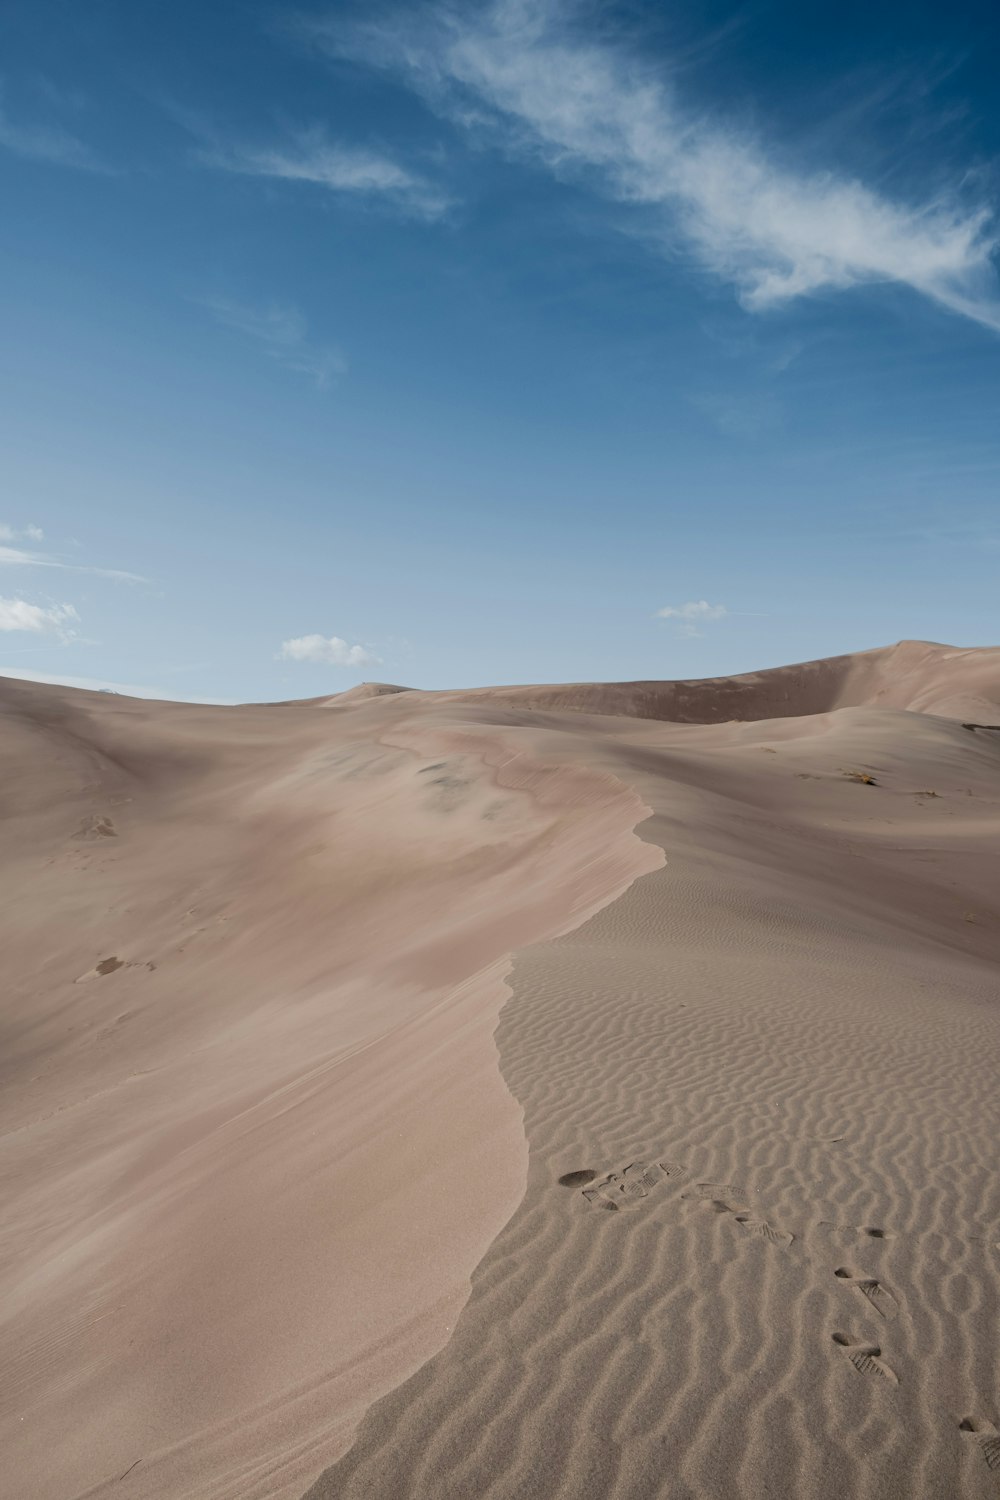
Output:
[[354, 639, 1000, 724], [2, 642, 999, 1500]]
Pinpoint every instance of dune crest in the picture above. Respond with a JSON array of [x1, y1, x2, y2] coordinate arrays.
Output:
[[421, 639, 1000, 723]]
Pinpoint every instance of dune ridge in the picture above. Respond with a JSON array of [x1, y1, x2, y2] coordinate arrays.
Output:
[[347, 640, 1000, 726], [306, 661, 1000, 1499]]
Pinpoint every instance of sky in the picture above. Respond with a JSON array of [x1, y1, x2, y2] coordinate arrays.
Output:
[[1, 0, 999, 703]]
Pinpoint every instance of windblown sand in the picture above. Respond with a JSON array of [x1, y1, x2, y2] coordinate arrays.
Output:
[[3, 641, 1000, 1499]]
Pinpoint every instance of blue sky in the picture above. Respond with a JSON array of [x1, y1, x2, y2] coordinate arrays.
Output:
[[1, 0, 998, 702]]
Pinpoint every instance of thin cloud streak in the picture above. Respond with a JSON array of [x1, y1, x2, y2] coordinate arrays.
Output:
[[319, 0, 1000, 332], [203, 127, 451, 220], [0, 543, 146, 583], [0, 100, 107, 172], [202, 297, 347, 387]]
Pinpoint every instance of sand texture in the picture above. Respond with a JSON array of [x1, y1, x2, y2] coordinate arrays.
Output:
[[3, 640, 1000, 1499]]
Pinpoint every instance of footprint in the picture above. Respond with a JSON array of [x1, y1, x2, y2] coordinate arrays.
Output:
[[834, 1266, 898, 1319], [75, 955, 154, 983], [75, 956, 125, 982], [819, 1221, 893, 1241], [831, 1332, 898, 1384], [959, 1417, 1000, 1473], [689, 1182, 748, 1203], [582, 1160, 680, 1212], [731, 1210, 794, 1248], [684, 1185, 792, 1246], [559, 1170, 597, 1188], [582, 1190, 622, 1213], [74, 815, 117, 840], [659, 1159, 687, 1178]]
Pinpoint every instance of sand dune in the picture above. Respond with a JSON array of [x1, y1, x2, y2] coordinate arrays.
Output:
[[419, 638, 1000, 724], [3, 642, 1000, 1499]]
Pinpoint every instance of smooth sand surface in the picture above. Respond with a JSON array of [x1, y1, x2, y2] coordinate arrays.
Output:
[[3, 640, 1000, 1499]]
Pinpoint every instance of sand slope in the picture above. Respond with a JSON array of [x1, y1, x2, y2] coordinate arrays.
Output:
[[0, 677, 659, 1499], [2, 642, 1000, 1500]]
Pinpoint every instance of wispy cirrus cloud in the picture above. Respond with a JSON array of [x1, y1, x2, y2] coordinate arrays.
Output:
[[0, 532, 145, 583], [692, 390, 782, 440], [202, 125, 451, 220], [280, 633, 379, 667], [202, 297, 347, 387], [0, 94, 106, 172], [316, 0, 1000, 332]]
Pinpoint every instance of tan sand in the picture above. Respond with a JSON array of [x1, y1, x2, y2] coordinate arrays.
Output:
[[3, 640, 1000, 1499], [0, 674, 659, 1499]]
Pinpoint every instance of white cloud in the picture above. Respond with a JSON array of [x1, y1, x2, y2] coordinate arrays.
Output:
[[204, 127, 450, 220], [0, 597, 78, 637], [280, 633, 380, 667], [323, 0, 1000, 332], [202, 297, 347, 387], [0, 522, 44, 542], [0, 667, 233, 704], [656, 600, 727, 621]]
